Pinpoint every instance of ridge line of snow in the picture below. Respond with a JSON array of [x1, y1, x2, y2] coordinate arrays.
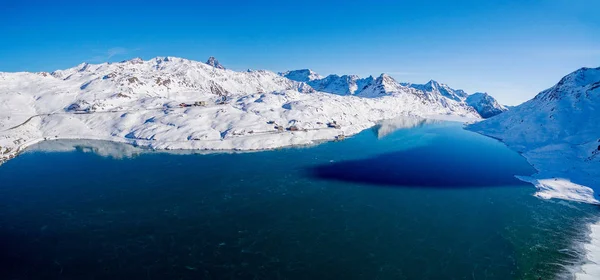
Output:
[[0, 55, 481, 165]]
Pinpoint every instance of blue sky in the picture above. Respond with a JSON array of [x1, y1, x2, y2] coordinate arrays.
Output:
[[1, 0, 599, 105]]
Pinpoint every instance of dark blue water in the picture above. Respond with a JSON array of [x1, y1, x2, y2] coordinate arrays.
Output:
[[0, 120, 597, 279]]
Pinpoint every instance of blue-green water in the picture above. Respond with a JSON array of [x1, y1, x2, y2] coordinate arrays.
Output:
[[0, 121, 598, 279]]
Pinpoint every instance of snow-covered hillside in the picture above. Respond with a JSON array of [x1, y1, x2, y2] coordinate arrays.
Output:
[[280, 69, 323, 83], [467, 66, 600, 204], [466, 92, 508, 118], [282, 70, 373, 96], [283, 70, 506, 118], [0, 56, 480, 165], [405, 80, 506, 118], [405, 80, 469, 102]]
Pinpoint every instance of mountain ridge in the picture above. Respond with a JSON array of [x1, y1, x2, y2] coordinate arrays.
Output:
[[0, 56, 481, 166], [467, 66, 600, 204], [282, 68, 505, 118]]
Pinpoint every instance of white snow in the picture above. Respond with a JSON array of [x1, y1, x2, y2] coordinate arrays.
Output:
[[465, 92, 508, 118], [280, 69, 323, 83], [575, 221, 600, 280], [3, 57, 600, 279], [405, 79, 469, 102], [467, 66, 600, 205], [0, 56, 481, 165], [466, 66, 600, 279], [282, 69, 506, 118]]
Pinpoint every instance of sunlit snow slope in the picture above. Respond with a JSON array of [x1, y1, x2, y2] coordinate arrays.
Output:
[[0, 56, 484, 164], [468, 67, 600, 204]]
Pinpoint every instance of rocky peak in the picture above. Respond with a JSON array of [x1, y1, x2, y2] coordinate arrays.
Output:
[[206, 56, 226, 70], [424, 79, 440, 90]]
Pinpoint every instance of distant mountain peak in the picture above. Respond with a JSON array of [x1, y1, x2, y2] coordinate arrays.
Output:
[[122, 57, 144, 64], [206, 56, 226, 70], [407, 79, 468, 102], [425, 79, 439, 87], [281, 69, 322, 82], [376, 73, 396, 83], [466, 92, 507, 118]]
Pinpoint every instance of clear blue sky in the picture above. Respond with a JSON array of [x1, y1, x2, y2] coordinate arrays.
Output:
[[1, 0, 599, 105]]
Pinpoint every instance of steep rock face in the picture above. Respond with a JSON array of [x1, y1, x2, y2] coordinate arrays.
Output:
[[307, 74, 373, 95], [465, 92, 507, 118], [358, 74, 406, 97], [206, 56, 226, 70], [407, 80, 469, 102], [467, 67, 600, 204]]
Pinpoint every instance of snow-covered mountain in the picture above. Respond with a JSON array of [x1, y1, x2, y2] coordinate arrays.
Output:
[[312, 74, 373, 95], [465, 92, 508, 118], [405, 80, 469, 102], [206, 56, 226, 70], [54, 56, 312, 101], [405, 80, 506, 118], [282, 70, 373, 96], [0, 56, 481, 165], [280, 69, 323, 83], [283, 69, 506, 118], [467, 66, 600, 204]]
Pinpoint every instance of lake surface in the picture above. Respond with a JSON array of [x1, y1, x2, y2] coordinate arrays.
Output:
[[1, 119, 598, 279]]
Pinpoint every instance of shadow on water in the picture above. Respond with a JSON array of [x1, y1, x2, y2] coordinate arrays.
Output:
[[0, 118, 593, 280], [308, 126, 537, 188]]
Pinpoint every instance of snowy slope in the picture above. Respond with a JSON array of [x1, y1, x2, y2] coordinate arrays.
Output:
[[407, 81, 506, 118], [466, 92, 508, 118], [467, 66, 600, 204], [0, 56, 480, 165], [281, 70, 374, 96], [283, 70, 506, 118], [406, 80, 469, 102], [467, 67, 600, 280], [280, 69, 323, 83]]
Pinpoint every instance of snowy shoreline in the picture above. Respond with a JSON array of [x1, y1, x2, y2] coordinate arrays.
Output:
[[1, 56, 493, 167], [467, 128, 600, 205], [469, 127, 600, 280], [0, 110, 475, 166], [467, 66, 600, 280], [466, 67, 600, 205], [573, 220, 600, 280]]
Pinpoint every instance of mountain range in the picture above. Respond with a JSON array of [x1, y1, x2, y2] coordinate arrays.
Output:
[[0, 56, 487, 165], [0, 55, 598, 207], [281, 69, 507, 118], [22, 56, 506, 120]]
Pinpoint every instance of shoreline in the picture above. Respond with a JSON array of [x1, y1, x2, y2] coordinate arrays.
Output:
[[0, 120, 371, 165], [0, 113, 475, 166], [573, 219, 600, 280], [4, 115, 600, 280], [466, 128, 600, 280], [465, 128, 600, 205]]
